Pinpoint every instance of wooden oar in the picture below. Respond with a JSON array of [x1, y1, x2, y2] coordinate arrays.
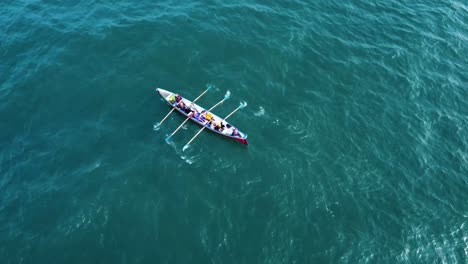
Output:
[[166, 91, 231, 141], [183, 101, 247, 151], [154, 85, 213, 130]]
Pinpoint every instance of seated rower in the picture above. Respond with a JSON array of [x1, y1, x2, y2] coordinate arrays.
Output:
[[190, 106, 200, 120], [168, 94, 176, 104], [224, 124, 233, 135], [210, 118, 217, 129], [189, 102, 197, 113], [212, 122, 219, 131], [205, 111, 213, 122], [175, 94, 182, 103], [179, 101, 192, 115], [214, 122, 224, 132], [183, 107, 192, 114], [177, 100, 186, 110], [198, 110, 206, 122], [231, 128, 241, 137]]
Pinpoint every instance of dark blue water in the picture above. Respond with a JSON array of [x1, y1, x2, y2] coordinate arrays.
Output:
[[1, 0, 467, 263]]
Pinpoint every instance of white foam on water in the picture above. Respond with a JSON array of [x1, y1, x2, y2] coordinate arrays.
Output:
[[181, 155, 195, 164], [164, 137, 198, 165], [254, 106, 265, 116], [80, 160, 102, 174]]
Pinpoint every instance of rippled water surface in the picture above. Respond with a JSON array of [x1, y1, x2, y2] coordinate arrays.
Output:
[[1, 0, 467, 263]]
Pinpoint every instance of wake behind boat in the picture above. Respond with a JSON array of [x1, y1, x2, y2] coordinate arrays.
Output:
[[156, 88, 248, 145]]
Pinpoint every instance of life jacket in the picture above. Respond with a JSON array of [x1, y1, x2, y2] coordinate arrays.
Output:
[[168, 94, 176, 103], [205, 112, 213, 121]]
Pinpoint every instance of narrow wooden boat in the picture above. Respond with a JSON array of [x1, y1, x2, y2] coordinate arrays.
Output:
[[156, 88, 248, 145]]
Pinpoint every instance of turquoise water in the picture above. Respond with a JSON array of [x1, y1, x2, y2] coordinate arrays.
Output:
[[1, 0, 467, 263]]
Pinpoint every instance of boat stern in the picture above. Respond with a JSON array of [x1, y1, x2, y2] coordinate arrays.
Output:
[[235, 137, 248, 145]]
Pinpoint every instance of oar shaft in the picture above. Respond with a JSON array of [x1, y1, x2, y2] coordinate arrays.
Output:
[[207, 98, 226, 112], [222, 106, 242, 121], [185, 126, 207, 147], [192, 88, 210, 103], [168, 116, 191, 138], [157, 108, 176, 125]]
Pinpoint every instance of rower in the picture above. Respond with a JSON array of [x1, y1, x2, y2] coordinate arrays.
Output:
[[190, 105, 200, 120], [215, 122, 224, 132], [198, 110, 206, 122], [177, 100, 186, 110], [168, 94, 176, 104], [205, 111, 213, 121], [182, 103, 192, 114], [231, 128, 240, 137], [224, 124, 233, 135], [209, 118, 216, 129]]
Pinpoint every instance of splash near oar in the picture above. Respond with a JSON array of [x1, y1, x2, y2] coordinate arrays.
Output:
[[166, 91, 230, 141], [153, 84, 213, 130], [155, 88, 248, 149], [183, 101, 248, 151]]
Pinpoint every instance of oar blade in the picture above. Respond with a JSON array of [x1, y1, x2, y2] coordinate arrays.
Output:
[[182, 144, 190, 152], [224, 91, 231, 99], [165, 135, 173, 143], [153, 122, 161, 131]]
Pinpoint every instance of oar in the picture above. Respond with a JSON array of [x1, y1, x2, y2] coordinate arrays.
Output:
[[166, 91, 231, 141], [183, 101, 247, 151], [154, 85, 213, 130]]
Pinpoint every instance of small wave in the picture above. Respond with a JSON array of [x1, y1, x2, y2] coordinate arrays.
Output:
[[164, 135, 198, 164], [81, 160, 102, 174], [254, 106, 265, 116], [181, 155, 195, 164]]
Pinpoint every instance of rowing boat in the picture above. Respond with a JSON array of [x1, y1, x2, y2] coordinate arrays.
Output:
[[156, 88, 248, 145]]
